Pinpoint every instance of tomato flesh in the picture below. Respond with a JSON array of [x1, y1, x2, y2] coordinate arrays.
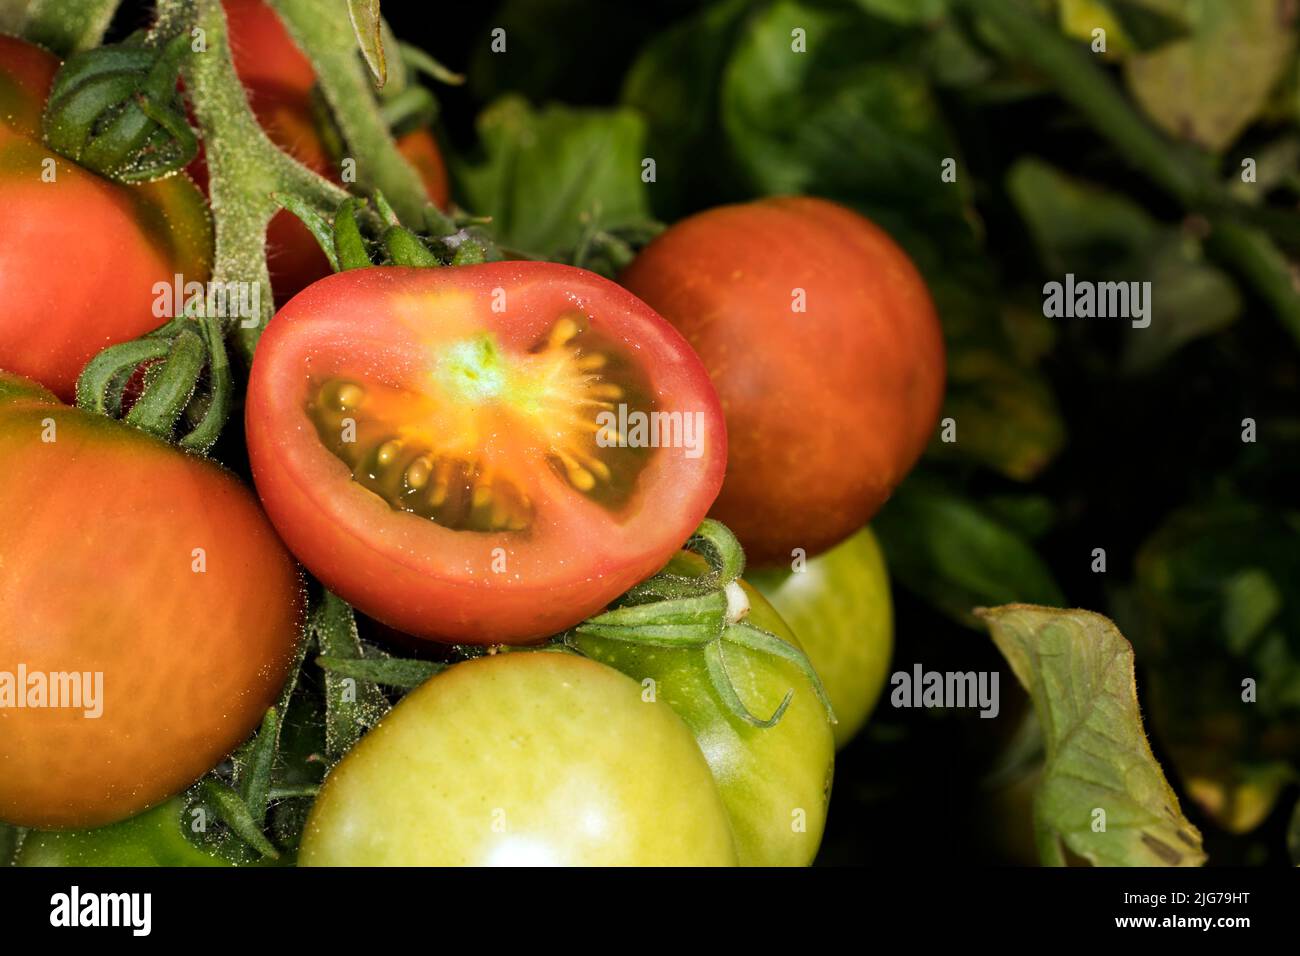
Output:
[[246, 264, 727, 644]]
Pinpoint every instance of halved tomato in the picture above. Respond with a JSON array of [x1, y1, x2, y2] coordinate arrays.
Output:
[[245, 263, 727, 644]]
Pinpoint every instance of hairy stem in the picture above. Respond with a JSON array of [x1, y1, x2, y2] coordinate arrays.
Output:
[[154, 0, 352, 361], [272, 0, 429, 221]]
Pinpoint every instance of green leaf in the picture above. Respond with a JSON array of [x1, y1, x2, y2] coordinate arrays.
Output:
[[454, 95, 652, 257], [873, 478, 1065, 627], [719, 0, 967, 223], [1123, 0, 1298, 152], [979, 604, 1206, 866], [621, 0, 753, 216], [316, 655, 445, 690], [1132, 501, 1300, 832], [346, 0, 386, 86], [309, 592, 389, 759], [1007, 158, 1242, 368], [1060, 0, 1191, 56], [851, 0, 946, 24]]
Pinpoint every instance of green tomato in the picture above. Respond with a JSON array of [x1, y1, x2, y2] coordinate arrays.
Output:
[[15, 798, 235, 867], [750, 526, 893, 749], [299, 651, 738, 866], [574, 553, 835, 866]]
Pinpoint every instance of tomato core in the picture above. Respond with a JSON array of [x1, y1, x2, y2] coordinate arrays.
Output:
[[305, 306, 654, 534]]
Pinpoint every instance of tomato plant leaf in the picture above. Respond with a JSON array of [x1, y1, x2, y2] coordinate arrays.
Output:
[[874, 478, 1065, 628], [1131, 501, 1300, 832], [315, 655, 445, 690], [309, 592, 389, 759], [454, 95, 652, 258], [852, 0, 946, 24], [1007, 158, 1242, 369], [1123, 0, 1297, 152], [346, 0, 386, 87], [978, 604, 1206, 866], [720, 0, 967, 224]]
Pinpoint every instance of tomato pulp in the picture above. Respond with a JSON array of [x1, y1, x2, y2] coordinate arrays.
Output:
[[245, 264, 727, 644], [0, 36, 212, 401], [622, 197, 946, 566], [0, 374, 303, 828]]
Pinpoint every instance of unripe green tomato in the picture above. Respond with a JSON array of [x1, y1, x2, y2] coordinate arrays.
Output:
[[299, 651, 738, 866], [15, 799, 239, 867], [574, 553, 836, 866], [750, 527, 893, 749]]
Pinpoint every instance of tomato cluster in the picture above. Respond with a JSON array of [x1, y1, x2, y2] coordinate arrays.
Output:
[[0, 5, 942, 867]]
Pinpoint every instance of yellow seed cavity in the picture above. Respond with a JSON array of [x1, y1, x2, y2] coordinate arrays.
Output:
[[406, 456, 431, 490], [337, 383, 365, 409], [575, 352, 607, 371], [377, 440, 402, 466], [548, 314, 582, 349]]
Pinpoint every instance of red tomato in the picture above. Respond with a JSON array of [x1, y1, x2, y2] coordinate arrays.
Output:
[[245, 264, 727, 644], [621, 197, 945, 566], [212, 0, 451, 302], [0, 36, 213, 402], [0, 373, 303, 829]]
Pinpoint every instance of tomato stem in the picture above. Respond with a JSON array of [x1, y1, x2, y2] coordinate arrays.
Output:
[[571, 520, 837, 728]]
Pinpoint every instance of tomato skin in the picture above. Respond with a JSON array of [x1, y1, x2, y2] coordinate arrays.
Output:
[[215, 0, 451, 302], [14, 798, 248, 866], [246, 263, 726, 645], [0, 36, 213, 402], [750, 526, 893, 749], [621, 197, 946, 566], [573, 552, 835, 866], [299, 651, 738, 866], [0, 374, 303, 829]]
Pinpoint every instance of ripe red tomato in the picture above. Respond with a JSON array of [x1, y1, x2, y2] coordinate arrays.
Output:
[[215, 0, 451, 302], [245, 263, 726, 644], [0, 36, 213, 402], [0, 373, 303, 829], [621, 197, 946, 566]]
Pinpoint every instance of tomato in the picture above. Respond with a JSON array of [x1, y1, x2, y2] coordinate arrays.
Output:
[[0, 373, 303, 829], [572, 551, 834, 866], [750, 526, 893, 749], [0, 36, 212, 401], [621, 197, 946, 566], [14, 798, 243, 867], [214, 0, 451, 302], [245, 263, 726, 644], [299, 651, 738, 865]]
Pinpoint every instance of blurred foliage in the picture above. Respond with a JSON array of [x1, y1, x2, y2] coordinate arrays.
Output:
[[453, 95, 653, 258]]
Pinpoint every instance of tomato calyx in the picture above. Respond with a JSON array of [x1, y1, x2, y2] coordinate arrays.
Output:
[[568, 520, 837, 729], [42, 32, 198, 182], [75, 305, 232, 453], [276, 190, 495, 272]]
